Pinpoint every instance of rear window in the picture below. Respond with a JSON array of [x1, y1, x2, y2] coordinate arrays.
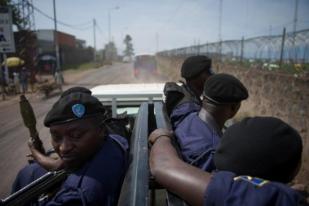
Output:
[[134, 55, 157, 70]]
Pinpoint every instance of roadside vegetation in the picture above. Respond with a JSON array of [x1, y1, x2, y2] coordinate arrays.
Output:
[[223, 59, 309, 75], [62, 61, 103, 71]]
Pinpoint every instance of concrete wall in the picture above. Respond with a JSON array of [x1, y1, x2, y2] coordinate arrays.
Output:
[[156, 55, 309, 185]]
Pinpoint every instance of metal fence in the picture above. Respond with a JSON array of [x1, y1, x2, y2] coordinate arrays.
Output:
[[158, 28, 309, 66]]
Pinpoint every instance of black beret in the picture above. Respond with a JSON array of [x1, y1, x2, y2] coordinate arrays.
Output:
[[44, 87, 105, 127], [60, 87, 92, 98], [181, 55, 213, 79], [203, 73, 248, 104], [214, 117, 303, 183]]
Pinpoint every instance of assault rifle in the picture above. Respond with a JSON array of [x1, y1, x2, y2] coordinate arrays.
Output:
[[0, 95, 68, 206], [0, 170, 67, 206]]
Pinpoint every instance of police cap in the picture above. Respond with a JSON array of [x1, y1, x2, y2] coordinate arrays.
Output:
[[60, 86, 92, 98], [44, 87, 105, 127], [203, 73, 248, 104], [214, 116, 303, 183], [181, 55, 213, 79]]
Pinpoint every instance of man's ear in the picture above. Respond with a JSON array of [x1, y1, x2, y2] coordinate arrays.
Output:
[[100, 124, 107, 133], [230, 102, 241, 117]]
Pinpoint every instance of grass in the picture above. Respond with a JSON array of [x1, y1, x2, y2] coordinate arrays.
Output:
[[280, 63, 309, 74], [62, 61, 103, 72], [222, 60, 309, 75]]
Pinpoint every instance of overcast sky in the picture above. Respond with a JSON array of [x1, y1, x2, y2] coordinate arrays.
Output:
[[32, 0, 309, 54]]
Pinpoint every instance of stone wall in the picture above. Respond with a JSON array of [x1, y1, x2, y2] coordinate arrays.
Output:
[[156, 55, 309, 185]]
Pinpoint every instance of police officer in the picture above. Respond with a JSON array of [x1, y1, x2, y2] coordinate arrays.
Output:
[[173, 73, 248, 171], [149, 117, 307, 206], [164, 55, 213, 117], [12, 87, 128, 206]]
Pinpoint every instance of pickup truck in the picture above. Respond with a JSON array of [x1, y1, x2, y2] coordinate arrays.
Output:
[[91, 83, 187, 206]]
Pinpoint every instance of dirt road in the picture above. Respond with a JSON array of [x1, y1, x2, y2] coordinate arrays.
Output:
[[0, 62, 168, 197]]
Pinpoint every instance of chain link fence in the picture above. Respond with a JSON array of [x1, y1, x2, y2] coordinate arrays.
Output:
[[158, 28, 309, 74]]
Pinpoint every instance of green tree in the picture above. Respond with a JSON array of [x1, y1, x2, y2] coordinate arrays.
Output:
[[0, 0, 24, 30], [123, 34, 134, 58]]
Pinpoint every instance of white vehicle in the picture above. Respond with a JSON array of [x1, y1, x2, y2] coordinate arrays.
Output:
[[122, 56, 132, 63], [133, 54, 157, 78], [91, 83, 165, 117]]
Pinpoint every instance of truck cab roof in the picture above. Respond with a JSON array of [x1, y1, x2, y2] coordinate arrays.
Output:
[[91, 83, 165, 117]]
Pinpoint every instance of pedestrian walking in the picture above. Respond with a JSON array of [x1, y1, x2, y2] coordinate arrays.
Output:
[[13, 72, 20, 94], [20, 66, 29, 94]]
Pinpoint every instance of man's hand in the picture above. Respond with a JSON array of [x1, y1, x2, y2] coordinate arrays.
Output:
[[28, 139, 65, 171], [149, 129, 212, 206], [163, 82, 184, 116], [149, 128, 173, 146]]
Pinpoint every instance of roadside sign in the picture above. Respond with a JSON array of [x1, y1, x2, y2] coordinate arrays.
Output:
[[0, 7, 16, 53]]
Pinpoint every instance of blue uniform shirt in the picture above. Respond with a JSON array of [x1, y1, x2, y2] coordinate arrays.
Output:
[[12, 134, 128, 206], [204, 171, 305, 206], [171, 103, 221, 172], [170, 101, 201, 127]]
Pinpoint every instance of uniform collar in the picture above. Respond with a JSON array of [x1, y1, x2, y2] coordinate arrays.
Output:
[[198, 108, 223, 137], [180, 81, 202, 103]]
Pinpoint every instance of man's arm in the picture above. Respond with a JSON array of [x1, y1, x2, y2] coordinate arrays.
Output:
[[28, 140, 64, 171], [149, 129, 212, 206]]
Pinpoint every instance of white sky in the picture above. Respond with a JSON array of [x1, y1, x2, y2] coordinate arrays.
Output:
[[32, 0, 309, 54]]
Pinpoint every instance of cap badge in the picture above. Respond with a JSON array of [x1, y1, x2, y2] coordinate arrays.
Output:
[[72, 104, 85, 118]]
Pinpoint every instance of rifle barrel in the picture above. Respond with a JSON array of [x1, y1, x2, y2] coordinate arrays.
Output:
[[1, 170, 67, 206]]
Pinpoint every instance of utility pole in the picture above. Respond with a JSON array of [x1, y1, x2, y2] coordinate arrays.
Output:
[[18, 0, 37, 91], [279, 27, 286, 69], [108, 6, 119, 43], [93, 18, 96, 62], [293, 0, 299, 62], [218, 0, 223, 62], [0, 53, 4, 100], [155, 32, 159, 53], [108, 11, 111, 43], [197, 39, 200, 55], [29, 0, 36, 30], [53, 0, 61, 74], [240, 36, 244, 63], [268, 25, 272, 63]]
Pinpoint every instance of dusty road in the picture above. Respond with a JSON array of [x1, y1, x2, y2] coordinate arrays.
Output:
[[0, 62, 168, 198]]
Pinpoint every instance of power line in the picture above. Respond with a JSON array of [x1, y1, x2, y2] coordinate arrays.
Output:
[[27, 1, 92, 31], [96, 23, 104, 35], [71, 20, 93, 27], [158, 0, 186, 33], [165, 1, 185, 25], [95, 22, 107, 44]]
